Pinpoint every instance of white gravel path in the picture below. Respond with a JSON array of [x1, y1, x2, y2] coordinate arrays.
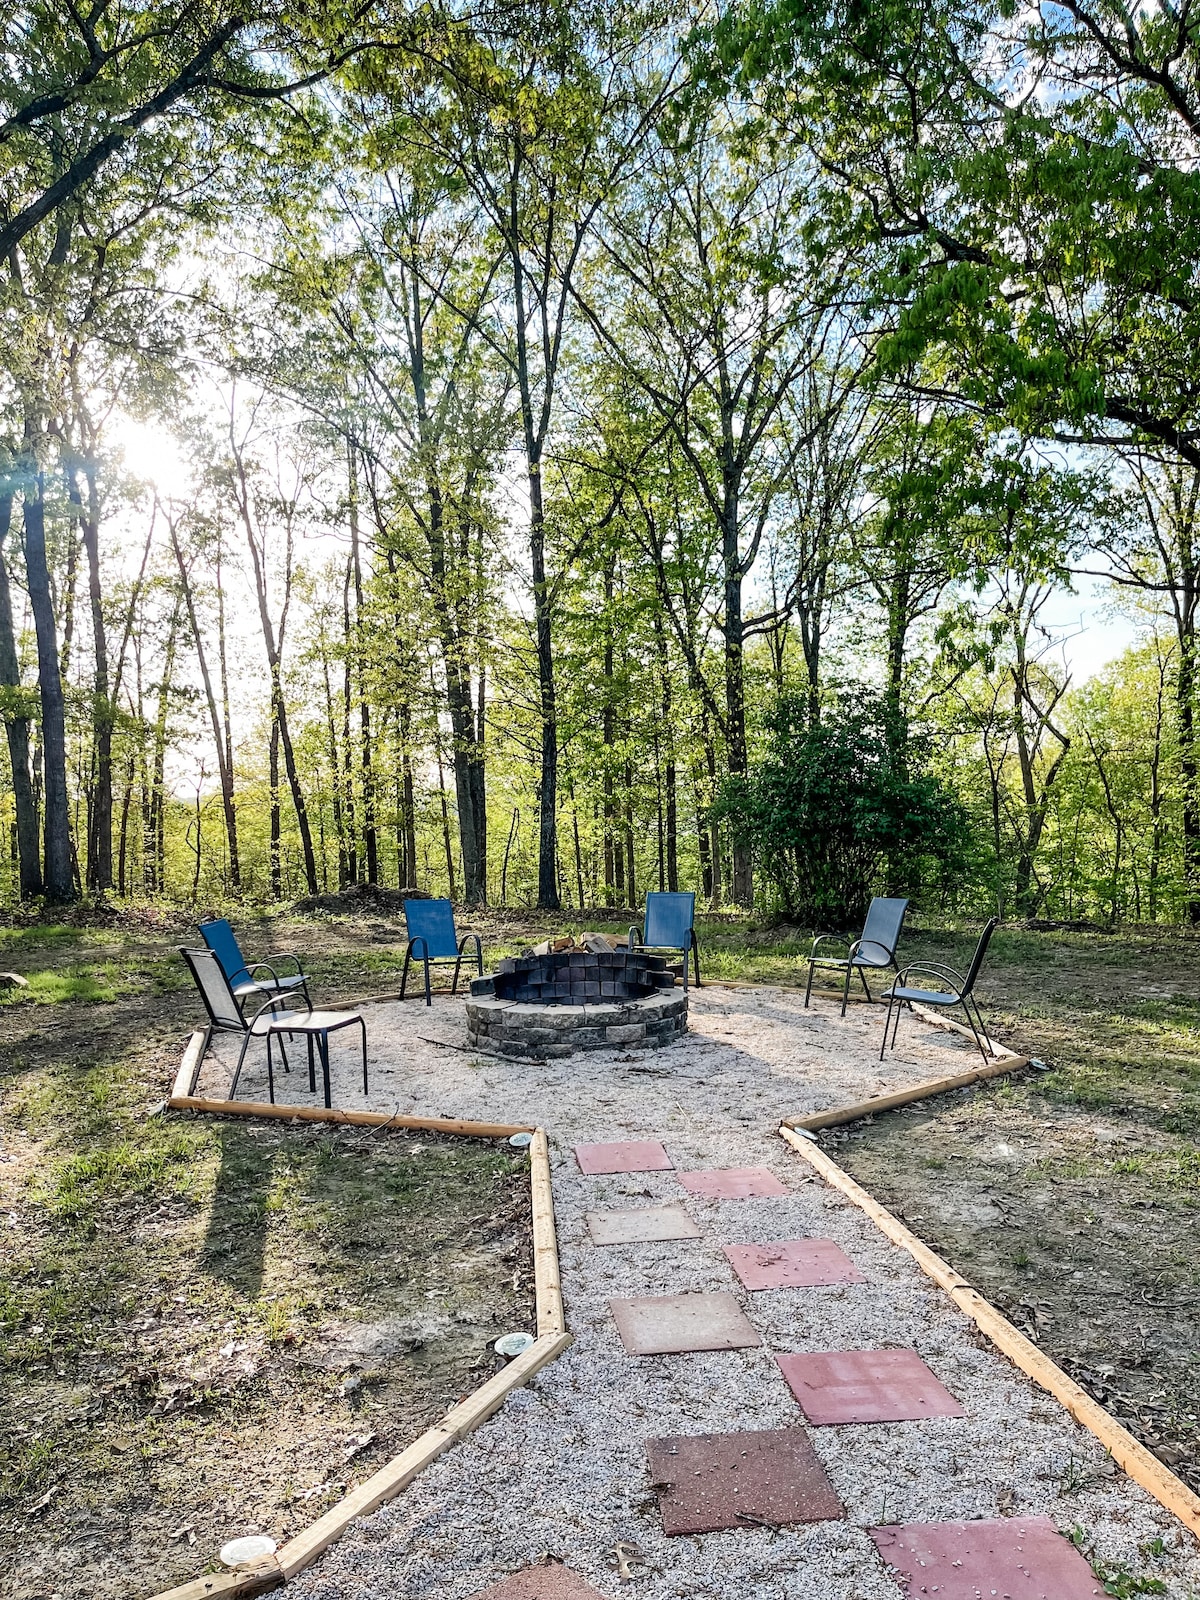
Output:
[[199, 985, 1200, 1598]]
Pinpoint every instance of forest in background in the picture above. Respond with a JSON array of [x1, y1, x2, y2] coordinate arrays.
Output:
[[4, 0, 1200, 926]]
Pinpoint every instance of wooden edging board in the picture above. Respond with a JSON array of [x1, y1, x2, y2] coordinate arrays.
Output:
[[150, 1038, 571, 1600], [699, 981, 1032, 1131], [777, 1123, 1200, 1542]]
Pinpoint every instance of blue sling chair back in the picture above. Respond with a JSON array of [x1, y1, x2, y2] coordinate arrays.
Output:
[[400, 898, 484, 1006], [198, 917, 310, 1017], [629, 891, 701, 990]]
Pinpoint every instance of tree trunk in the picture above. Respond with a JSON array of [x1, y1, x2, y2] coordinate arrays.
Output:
[[269, 715, 282, 899], [654, 614, 678, 892], [348, 450, 378, 885], [169, 515, 241, 892], [0, 492, 42, 896], [69, 464, 113, 892], [1178, 625, 1200, 922], [722, 508, 752, 905], [340, 557, 358, 887], [22, 473, 74, 900]]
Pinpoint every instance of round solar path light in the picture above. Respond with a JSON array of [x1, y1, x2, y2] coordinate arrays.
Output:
[[494, 1331, 535, 1359], [508, 1131, 533, 1149], [219, 1534, 277, 1568]]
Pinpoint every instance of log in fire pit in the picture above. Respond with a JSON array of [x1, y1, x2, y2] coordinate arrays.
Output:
[[465, 942, 687, 1059]]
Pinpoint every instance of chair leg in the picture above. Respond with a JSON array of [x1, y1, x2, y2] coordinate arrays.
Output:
[[230, 1033, 254, 1100], [452, 953, 463, 993], [858, 966, 873, 1003], [360, 1019, 369, 1096], [962, 998, 991, 1064], [266, 1033, 276, 1104], [691, 932, 701, 988], [423, 956, 432, 1007], [891, 998, 905, 1050], [306, 1034, 315, 1094], [968, 996, 995, 1058], [400, 947, 412, 1001], [879, 996, 893, 1060], [841, 962, 852, 1018], [804, 959, 815, 1009], [318, 1032, 332, 1109], [681, 944, 688, 993]]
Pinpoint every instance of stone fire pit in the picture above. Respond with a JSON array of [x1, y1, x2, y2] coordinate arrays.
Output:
[[465, 947, 688, 1059]]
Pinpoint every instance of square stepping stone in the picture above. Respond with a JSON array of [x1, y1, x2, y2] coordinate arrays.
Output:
[[574, 1139, 673, 1174], [724, 1238, 865, 1290], [645, 1426, 843, 1535], [610, 1291, 761, 1355], [678, 1166, 788, 1199], [472, 1567, 607, 1600], [870, 1515, 1104, 1598], [776, 1348, 965, 1424], [587, 1203, 702, 1246]]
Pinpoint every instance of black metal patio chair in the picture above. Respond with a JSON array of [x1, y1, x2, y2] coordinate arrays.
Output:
[[878, 917, 1000, 1064], [805, 896, 908, 1017]]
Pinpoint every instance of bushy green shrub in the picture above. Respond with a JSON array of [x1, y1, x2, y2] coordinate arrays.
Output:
[[714, 690, 968, 924]]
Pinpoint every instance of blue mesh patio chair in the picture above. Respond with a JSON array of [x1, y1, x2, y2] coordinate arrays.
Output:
[[804, 896, 908, 1017], [180, 946, 367, 1108], [400, 899, 483, 1006], [628, 891, 700, 991], [879, 917, 999, 1064], [198, 917, 310, 1018]]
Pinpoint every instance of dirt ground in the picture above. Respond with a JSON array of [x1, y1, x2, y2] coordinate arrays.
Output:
[[0, 923, 535, 1600]]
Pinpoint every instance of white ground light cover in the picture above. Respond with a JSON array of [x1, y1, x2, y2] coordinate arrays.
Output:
[[199, 985, 1200, 1598]]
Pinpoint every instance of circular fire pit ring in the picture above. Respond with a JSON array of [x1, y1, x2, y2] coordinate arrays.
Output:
[[465, 948, 688, 1059]]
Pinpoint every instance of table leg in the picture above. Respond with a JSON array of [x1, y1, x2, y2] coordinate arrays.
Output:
[[318, 1031, 331, 1110], [306, 1034, 315, 1094], [266, 1032, 275, 1104]]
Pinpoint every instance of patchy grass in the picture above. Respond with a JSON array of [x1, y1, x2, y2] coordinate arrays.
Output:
[[0, 920, 535, 1600]]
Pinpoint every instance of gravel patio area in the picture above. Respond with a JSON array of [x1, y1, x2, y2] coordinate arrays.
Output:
[[197, 984, 1200, 1598]]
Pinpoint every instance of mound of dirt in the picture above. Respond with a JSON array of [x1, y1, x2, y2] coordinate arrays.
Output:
[[293, 883, 430, 917]]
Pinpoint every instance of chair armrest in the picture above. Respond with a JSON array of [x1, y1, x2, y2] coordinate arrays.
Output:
[[458, 932, 482, 955], [896, 961, 966, 994], [408, 937, 430, 959], [246, 960, 281, 986], [628, 925, 643, 948], [262, 952, 304, 975], [247, 993, 302, 1026], [809, 933, 849, 958]]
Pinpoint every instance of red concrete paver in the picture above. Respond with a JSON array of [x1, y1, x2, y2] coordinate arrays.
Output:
[[645, 1426, 843, 1535], [587, 1203, 702, 1246], [724, 1238, 866, 1289], [677, 1166, 788, 1198], [472, 1567, 608, 1599], [777, 1348, 966, 1423], [610, 1291, 761, 1355], [574, 1139, 673, 1174], [870, 1515, 1105, 1598]]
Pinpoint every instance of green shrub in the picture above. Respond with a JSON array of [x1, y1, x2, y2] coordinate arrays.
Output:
[[714, 689, 968, 925]]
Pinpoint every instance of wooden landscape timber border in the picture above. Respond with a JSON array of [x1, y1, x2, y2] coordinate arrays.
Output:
[[150, 1032, 571, 1600], [778, 1123, 1200, 1544], [700, 978, 1033, 1131]]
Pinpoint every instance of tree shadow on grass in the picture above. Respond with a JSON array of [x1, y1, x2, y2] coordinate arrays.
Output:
[[200, 1126, 276, 1299]]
